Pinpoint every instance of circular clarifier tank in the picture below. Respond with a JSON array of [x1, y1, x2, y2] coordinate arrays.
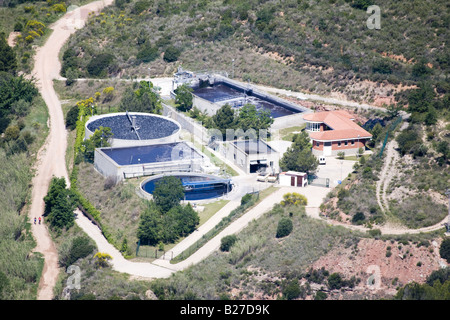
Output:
[[85, 112, 181, 147], [141, 173, 233, 201]]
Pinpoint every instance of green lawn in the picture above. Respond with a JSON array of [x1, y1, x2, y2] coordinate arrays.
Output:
[[278, 124, 306, 141]]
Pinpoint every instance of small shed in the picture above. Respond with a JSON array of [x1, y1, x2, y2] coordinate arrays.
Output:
[[279, 171, 308, 187]]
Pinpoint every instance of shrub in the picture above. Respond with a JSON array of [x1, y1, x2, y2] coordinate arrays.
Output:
[[65, 105, 79, 130], [87, 53, 114, 77], [368, 229, 382, 238], [163, 46, 181, 62], [4, 125, 20, 141], [280, 193, 308, 206], [352, 212, 365, 224], [136, 43, 159, 63], [327, 272, 344, 290], [283, 281, 301, 300], [314, 291, 327, 300], [240, 193, 252, 206], [94, 252, 112, 268], [62, 236, 95, 268], [220, 235, 237, 252], [102, 86, 115, 102], [439, 238, 450, 263], [276, 217, 293, 238]]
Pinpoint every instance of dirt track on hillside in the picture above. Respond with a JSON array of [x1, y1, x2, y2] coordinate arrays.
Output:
[[30, 0, 113, 300]]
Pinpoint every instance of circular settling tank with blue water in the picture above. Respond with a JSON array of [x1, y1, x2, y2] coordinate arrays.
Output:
[[141, 173, 233, 201]]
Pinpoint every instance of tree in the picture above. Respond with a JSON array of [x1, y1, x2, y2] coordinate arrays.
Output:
[[276, 217, 293, 238], [280, 131, 319, 174], [81, 126, 113, 162], [119, 81, 162, 114], [436, 141, 449, 160], [440, 238, 450, 263], [327, 273, 344, 290], [370, 122, 383, 141], [235, 104, 273, 137], [212, 103, 236, 139], [43, 177, 77, 230], [176, 203, 199, 236], [65, 68, 78, 86], [386, 104, 400, 119], [137, 203, 162, 246], [0, 72, 38, 133], [102, 86, 115, 102], [152, 176, 185, 212], [350, 0, 374, 10], [174, 84, 193, 112], [137, 196, 199, 245], [61, 47, 79, 77], [0, 33, 17, 74], [65, 105, 79, 130]]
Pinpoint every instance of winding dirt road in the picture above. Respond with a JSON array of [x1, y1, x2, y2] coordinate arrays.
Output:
[[30, 0, 113, 300]]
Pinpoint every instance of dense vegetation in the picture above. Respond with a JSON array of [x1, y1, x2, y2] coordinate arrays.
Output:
[[43, 177, 77, 231], [150, 201, 366, 300], [0, 0, 86, 73], [0, 31, 49, 299], [137, 176, 200, 246], [60, 0, 449, 105], [395, 268, 450, 300]]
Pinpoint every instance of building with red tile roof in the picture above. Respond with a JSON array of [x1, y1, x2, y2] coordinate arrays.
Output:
[[303, 110, 372, 156]]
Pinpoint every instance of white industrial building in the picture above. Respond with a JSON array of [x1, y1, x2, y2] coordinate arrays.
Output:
[[221, 139, 280, 174]]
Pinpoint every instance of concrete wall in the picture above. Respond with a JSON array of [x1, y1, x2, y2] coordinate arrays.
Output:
[[94, 148, 123, 181], [192, 95, 221, 116], [94, 141, 208, 181], [162, 103, 209, 144], [271, 112, 310, 130], [221, 140, 280, 174], [222, 142, 248, 172]]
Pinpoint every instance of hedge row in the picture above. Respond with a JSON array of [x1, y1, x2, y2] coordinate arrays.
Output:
[[68, 97, 116, 248]]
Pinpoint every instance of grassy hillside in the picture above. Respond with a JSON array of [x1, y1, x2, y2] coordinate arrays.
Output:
[[61, 0, 449, 103], [0, 83, 49, 300]]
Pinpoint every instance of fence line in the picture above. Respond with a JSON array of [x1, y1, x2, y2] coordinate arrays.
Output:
[[378, 116, 403, 158]]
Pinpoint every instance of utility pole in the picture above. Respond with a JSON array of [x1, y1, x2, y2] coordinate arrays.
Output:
[[231, 59, 235, 79]]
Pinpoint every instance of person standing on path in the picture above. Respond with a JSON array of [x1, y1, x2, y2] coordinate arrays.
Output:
[[39, 216, 42, 225]]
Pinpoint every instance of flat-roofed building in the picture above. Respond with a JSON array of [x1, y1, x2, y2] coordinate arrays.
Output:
[[222, 139, 280, 174]]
